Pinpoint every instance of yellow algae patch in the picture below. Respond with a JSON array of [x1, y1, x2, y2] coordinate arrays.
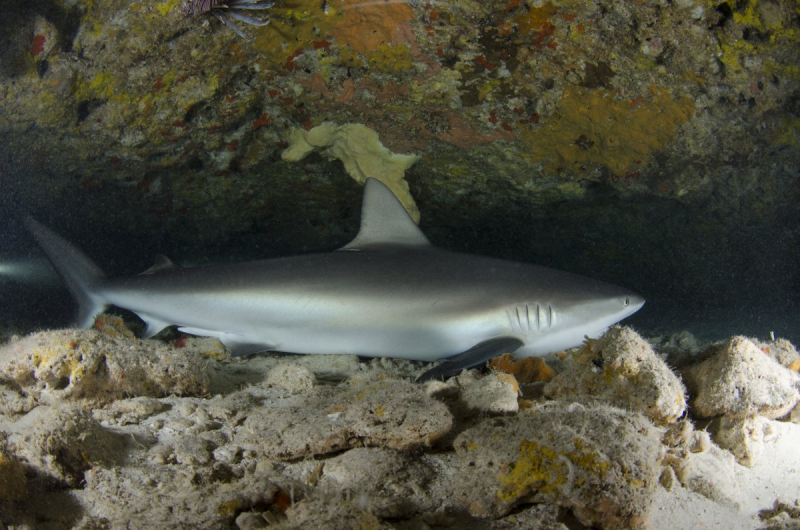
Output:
[[74, 71, 118, 101], [515, 3, 557, 34], [522, 85, 694, 176], [772, 117, 800, 146], [365, 43, 414, 73], [714, 0, 800, 79], [332, 0, 414, 54], [155, 0, 182, 16], [282, 122, 421, 222], [31, 339, 89, 381], [497, 440, 566, 500], [497, 437, 612, 503], [217, 498, 245, 517], [717, 38, 759, 77], [253, 0, 341, 68]]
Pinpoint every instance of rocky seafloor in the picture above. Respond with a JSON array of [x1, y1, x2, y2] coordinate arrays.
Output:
[[0, 318, 799, 529]]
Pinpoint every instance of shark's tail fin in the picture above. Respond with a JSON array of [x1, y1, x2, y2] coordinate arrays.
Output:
[[24, 216, 108, 328]]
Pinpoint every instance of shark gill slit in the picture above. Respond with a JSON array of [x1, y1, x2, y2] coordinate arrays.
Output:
[[524, 303, 531, 334], [507, 303, 540, 334]]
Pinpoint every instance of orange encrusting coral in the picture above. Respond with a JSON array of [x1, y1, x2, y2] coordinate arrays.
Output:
[[417, 113, 516, 149], [521, 85, 694, 176], [489, 354, 556, 384], [332, 0, 415, 54]]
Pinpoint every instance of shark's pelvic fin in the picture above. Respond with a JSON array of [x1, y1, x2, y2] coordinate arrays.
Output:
[[340, 178, 430, 251], [416, 337, 525, 382], [24, 216, 108, 328]]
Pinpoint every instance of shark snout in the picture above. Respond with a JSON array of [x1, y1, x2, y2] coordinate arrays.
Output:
[[625, 292, 646, 315]]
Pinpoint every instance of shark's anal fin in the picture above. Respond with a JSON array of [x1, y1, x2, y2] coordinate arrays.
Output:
[[416, 337, 524, 382], [176, 327, 271, 357], [220, 340, 271, 357], [140, 314, 173, 338]]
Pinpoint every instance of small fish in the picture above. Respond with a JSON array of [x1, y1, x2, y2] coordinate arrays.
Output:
[[181, 0, 274, 40]]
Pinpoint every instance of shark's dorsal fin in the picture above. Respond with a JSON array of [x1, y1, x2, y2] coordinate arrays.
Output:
[[140, 254, 177, 275], [340, 178, 429, 250]]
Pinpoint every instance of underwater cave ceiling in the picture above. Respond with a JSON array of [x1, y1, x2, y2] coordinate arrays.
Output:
[[1, 0, 799, 313]]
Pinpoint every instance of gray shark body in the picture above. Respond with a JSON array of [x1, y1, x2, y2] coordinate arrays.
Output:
[[25, 178, 644, 379]]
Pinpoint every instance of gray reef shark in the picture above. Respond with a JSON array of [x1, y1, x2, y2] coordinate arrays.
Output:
[[25, 178, 644, 381]]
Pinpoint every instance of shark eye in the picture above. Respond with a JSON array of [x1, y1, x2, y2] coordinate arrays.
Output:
[[623, 297, 630, 307]]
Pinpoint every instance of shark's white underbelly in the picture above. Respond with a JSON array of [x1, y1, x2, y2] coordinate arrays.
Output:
[[123, 291, 511, 361], [250, 319, 501, 360]]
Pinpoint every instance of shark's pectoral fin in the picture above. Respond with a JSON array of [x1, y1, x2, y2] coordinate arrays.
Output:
[[416, 337, 524, 383], [176, 326, 271, 356]]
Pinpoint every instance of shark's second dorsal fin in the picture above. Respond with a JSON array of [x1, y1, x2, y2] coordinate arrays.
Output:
[[340, 178, 429, 250], [140, 254, 178, 275]]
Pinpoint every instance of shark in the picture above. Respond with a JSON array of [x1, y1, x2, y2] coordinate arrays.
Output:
[[25, 178, 644, 381]]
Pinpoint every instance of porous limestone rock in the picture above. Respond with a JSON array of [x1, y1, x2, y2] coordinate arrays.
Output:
[[756, 338, 800, 372], [0, 328, 214, 412], [543, 327, 687, 423], [209, 352, 361, 393], [790, 403, 800, 425], [670, 443, 740, 507], [422, 370, 520, 419], [453, 400, 663, 529], [0, 379, 36, 416], [79, 463, 280, 529], [457, 372, 520, 415], [312, 448, 439, 518], [712, 415, 777, 468], [682, 336, 800, 419], [5, 404, 124, 486], [276, 496, 390, 530], [281, 122, 420, 222], [758, 501, 800, 530], [264, 363, 317, 394], [235, 375, 452, 459], [105, 396, 171, 425], [661, 419, 741, 505], [652, 330, 706, 369], [485, 504, 569, 530]]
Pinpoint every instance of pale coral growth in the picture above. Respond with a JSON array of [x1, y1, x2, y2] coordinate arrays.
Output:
[[682, 336, 800, 419], [544, 327, 687, 424]]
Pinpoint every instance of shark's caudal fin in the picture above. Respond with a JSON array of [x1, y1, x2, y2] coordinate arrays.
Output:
[[24, 217, 108, 328]]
